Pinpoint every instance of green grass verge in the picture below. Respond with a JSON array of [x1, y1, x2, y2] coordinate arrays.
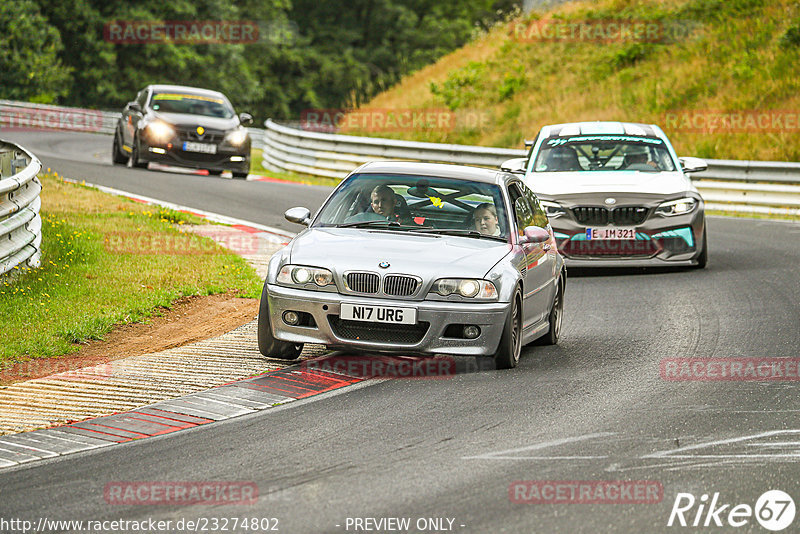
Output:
[[0, 172, 263, 365], [707, 209, 800, 222]]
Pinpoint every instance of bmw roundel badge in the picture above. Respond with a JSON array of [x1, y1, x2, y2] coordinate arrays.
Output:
[[378, 261, 390, 269]]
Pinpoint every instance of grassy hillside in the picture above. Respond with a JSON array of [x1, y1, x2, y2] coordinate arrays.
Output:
[[347, 0, 800, 161]]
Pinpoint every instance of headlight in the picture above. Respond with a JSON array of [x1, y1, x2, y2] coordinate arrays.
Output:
[[277, 265, 335, 287], [431, 278, 497, 299], [540, 200, 566, 219], [656, 197, 697, 217], [225, 129, 248, 146], [145, 121, 174, 143]]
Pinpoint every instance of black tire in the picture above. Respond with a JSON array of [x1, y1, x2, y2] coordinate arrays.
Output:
[[493, 288, 522, 369], [537, 276, 563, 346], [112, 129, 127, 165], [232, 171, 249, 179], [128, 134, 148, 169], [694, 227, 708, 269], [257, 283, 303, 360]]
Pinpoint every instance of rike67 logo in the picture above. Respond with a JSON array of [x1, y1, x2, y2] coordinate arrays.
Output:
[[668, 490, 795, 531]]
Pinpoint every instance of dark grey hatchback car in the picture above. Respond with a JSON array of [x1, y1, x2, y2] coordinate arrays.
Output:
[[112, 84, 252, 178]]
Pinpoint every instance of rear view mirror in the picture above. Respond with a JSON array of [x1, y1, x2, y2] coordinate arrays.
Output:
[[500, 157, 527, 174], [239, 112, 254, 126], [285, 207, 312, 226], [128, 101, 142, 113], [679, 157, 708, 174], [519, 226, 550, 244]]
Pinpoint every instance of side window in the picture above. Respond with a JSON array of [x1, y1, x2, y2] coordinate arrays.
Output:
[[521, 183, 549, 228], [508, 183, 534, 235], [136, 90, 148, 108]]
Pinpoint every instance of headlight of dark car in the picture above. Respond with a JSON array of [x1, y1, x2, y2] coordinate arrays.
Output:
[[540, 200, 567, 219], [277, 265, 337, 291], [145, 121, 175, 143], [429, 278, 498, 301], [224, 128, 248, 147], [655, 197, 698, 217]]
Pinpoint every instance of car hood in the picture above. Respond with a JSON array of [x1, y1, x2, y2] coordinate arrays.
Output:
[[151, 111, 240, 131], [288, 228, 511, 279], [526, 171, 696, 196]]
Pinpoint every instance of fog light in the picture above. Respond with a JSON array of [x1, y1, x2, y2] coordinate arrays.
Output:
[[283, 311, 300, 325], [463, 325, 480, 339], [230, 156, 245, 162], [149, 147, 166, 154]]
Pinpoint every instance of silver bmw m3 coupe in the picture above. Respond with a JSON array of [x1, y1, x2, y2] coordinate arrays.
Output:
[[503, 122, 708, 268], [257, 161, 566, 369]]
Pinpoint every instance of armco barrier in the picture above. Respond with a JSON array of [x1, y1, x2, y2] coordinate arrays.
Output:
[[261, 119, 800, 216], [0, 140, 43, 277]]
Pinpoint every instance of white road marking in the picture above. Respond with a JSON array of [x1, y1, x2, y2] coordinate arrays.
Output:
[[462, 432, 614, 460], [642, 429, 800, 459]]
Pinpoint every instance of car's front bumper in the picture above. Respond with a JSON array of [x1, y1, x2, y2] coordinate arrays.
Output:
[[266, 284, 510, 356], [550, 209, 705, 266], [140, 140, 250, 173]]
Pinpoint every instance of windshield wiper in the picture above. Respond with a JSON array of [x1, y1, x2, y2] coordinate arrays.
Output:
[[337, 220, 402, 228], [408, 228, 507, 241]]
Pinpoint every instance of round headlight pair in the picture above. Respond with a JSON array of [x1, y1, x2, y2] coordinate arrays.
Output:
[[278, 265, 334, 287], [433, 278, 494, 299]]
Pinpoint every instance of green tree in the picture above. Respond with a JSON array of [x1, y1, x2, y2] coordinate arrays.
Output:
[[0, 0, 71, 103]]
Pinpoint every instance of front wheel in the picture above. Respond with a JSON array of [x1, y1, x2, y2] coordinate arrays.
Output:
[[493, 288, 522, 369], [112, 129, 127, 164], [257, 284, 303, 360], [694, 227, 708, 269], [128, 135, 148, 169]]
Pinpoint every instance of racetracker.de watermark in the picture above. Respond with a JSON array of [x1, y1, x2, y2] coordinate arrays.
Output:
[[509, 480, 663, 504], [0, 359, 112, 383], [0, 104, 103, 133], [301, 355, 457, 379], [300, 108, 490, 133], [103, 230, 264, 256], [103, 20, 297, 45], [661, 358, 800, 381], [663, 110, 800, 133], [509, 18, 699, 43], [104, 481, 258, 505]]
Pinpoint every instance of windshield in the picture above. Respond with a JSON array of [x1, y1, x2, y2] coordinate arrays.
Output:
[[149, 92, 235, 119], [314, 173, 509, 240], [533, 135, 677, 172]]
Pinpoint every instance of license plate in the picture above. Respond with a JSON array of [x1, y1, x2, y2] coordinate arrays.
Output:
[[182, 141, 217, 154], [340, 303, 417, 324], [586, 227, 636, 240]]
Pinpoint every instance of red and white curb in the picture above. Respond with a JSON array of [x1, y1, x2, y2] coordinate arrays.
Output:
[[0, 363, 364, 469]]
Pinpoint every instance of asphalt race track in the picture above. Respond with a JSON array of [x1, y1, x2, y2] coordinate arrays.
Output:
[[2, 131, 800, 533]]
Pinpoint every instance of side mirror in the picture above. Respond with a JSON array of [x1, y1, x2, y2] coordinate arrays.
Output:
[[239, 112, 254, 126], [679, 157, 708, 174], [127, 101, 142, 113], [500, 157, 527, 174], [285, 206, 311, 226], [519, 226, 550, 245]]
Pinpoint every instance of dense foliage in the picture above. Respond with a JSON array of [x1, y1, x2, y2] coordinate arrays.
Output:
[[0, 0, 518, 123]]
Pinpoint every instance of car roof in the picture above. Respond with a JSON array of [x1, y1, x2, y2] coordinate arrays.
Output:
[[354, 161, 509, 185], [146, 84, 228, 99], [538, 121, 665, 139]]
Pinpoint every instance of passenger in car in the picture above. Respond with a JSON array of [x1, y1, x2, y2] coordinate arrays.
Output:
[[473, 203, 500, 236]]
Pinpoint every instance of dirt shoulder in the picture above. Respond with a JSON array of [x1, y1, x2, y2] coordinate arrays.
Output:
[[1, 292, 259, 386]]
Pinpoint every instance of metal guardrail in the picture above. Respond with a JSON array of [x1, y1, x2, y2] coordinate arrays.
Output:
[[0, 140, 43, 277], [0, 100, 265, 149], [261, 119, 800, 216]]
